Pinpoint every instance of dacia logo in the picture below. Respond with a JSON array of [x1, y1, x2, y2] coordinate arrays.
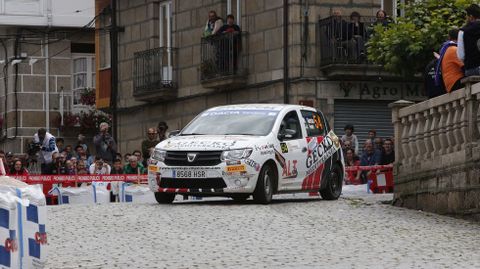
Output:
[[187, 153, 198, 162]]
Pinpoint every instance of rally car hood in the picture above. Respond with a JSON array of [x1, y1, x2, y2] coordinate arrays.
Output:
[[157, 135, 267, 151]]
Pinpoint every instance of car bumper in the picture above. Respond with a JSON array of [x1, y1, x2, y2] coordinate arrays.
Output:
[[147, 162, 260, 194]]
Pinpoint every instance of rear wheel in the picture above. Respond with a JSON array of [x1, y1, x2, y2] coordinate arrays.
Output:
[[154, 192, 175, 204], [320, 163, 343, 200], [253, 164, 275, 204]]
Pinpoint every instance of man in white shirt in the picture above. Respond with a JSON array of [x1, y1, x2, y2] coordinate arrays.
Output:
[[89, 156, 111, 175]]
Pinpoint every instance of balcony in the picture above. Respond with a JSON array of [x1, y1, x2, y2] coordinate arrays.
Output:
[[133, 47, 177, 101], [317, 16, 393, 78], [200, 32, 248, 89]]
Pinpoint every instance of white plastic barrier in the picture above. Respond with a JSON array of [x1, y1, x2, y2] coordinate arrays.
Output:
[[49, 184, 110, 205], [120, 183, 156, 204], [0, 176, 47, 269], [19, 185, 47, 269], [0, 192, 21, 269]]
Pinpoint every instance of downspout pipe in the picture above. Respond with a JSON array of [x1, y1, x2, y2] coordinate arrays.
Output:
[[110, 0, 119, 142], [45, 35, 50, 131], [283, 0, 289, 104]]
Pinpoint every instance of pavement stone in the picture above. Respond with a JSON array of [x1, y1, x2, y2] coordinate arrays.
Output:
[[45, 190, 480, 269]]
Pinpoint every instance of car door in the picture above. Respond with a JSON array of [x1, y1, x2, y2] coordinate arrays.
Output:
[[275, 110, 308, 191], [299, 109, 329, 190]]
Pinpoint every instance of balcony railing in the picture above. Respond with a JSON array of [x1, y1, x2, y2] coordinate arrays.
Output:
[[133, 47, 177, 99], [200, 32, 248, 85], [318, 16, 377, 66]]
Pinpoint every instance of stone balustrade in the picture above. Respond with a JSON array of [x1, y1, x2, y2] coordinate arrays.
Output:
[[390, 76, 480, 219]]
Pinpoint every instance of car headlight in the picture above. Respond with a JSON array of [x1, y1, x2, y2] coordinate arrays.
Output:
[[151, 149, 167, 162], [221, 148, 253, 161]]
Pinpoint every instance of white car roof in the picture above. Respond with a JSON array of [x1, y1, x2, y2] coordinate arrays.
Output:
[[206, 104, 317, 112]]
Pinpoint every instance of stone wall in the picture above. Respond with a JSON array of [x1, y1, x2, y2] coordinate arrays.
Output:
[[391, 77, 480, 219], [114, 0, 405, 154], [0, 30, 95, 154]]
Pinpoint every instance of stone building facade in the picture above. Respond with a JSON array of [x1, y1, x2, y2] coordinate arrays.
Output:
[[95, 0, 424, 154], [0, 0, 95, 155]]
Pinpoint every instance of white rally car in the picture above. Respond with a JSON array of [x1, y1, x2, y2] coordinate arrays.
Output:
[[148, 104, 344, 204]]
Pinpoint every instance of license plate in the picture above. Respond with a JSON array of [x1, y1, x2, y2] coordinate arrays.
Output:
[[174, 170, 207, 178]]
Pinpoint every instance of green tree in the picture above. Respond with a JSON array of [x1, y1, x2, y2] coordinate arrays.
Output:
[[367, 0, 475, 76]]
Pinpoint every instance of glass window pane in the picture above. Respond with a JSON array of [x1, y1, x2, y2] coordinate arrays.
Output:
[[73, 89, 82, 106], [74, 74, 87, 89], [74, 58, 87, 73]]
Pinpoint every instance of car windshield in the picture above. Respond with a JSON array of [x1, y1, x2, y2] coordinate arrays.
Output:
[[181, 109, 280, 136]]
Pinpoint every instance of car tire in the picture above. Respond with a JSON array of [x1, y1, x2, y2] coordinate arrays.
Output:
[[320, 163, 343, 200], [231, 194, 250, 202], [253, 164, 275, 204], [154, 192, 175, 204]]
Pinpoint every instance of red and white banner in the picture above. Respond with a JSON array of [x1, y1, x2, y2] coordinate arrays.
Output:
[[9, 174, 148, 185]]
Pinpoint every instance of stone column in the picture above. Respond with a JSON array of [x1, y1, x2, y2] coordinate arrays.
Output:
[[461, 76, 480, 158], [389, 100, 414, 174]]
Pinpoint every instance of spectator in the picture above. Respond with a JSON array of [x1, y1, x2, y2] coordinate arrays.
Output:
[[380, 138, 395, 165], [141, 127, 159, 163], [374, 137, 384, 152], [123, 155, 146, 174], [56, 138, 65, 152], [345, 148, 360, 167], [435, 28, 464, 93], [111, 158, 124, 175], [124, 153, 132, 164], [77, 133, 88, 153], [359, 140, 382, 183], [75, 145, 94, 167], [89, 156, 111, 175], [0, 150, 6, 168], [218, 14, 242, 73], [64, 145, 74, 160], [342, 140, 353, 157], [115, 153, 123, 161], [345, 148, 360, 184], [9, 159, 29, 176], [5, 152, 14, 171], [157, 121, 169, 142], [132, 150, 143, 166], [65, 160, 76, 175], [51, 153, 67, 175], [372, 9, 390, 28], [347, 11, 366, 61], [76, 160, 89, 175], [93, 122, 117, 164], [341, 124, 359, 154], [457, 4, 480, 76], [203, 10, 223, 37], [425, 52, 447, 98], [367, 129, 377, 144], [329, 9, 348, 41], [33, 128, 59, 174]]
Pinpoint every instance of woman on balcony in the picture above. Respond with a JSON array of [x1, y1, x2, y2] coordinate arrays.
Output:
[[204, 10, 223, 37]]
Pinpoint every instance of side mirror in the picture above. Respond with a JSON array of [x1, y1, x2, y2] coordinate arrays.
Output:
[[278, 129, 296, 141], [168, 130, 181, 138]]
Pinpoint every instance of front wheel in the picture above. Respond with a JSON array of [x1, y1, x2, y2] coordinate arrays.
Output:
[[320, 163, 343, 200], [154, 192, 175, 204], [253, 164, 275, 204]]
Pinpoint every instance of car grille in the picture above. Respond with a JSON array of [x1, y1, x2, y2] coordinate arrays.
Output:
[[159, 177, 227, 189], [164, 151, 222, 166]]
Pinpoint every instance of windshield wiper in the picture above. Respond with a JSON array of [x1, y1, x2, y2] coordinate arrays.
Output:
[[180, 133, 206, 136], [223, 133, 255, 136]]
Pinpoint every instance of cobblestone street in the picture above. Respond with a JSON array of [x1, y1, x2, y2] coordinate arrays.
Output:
[[46, 190, 480, 269]]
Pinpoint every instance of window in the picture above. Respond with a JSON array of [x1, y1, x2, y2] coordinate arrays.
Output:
[[301, 110, 326, 137], [279, 111, 303, 140], [72, 55, 96, 109], [99, 10, 111, 69], [227, 0, 241, 26], [159, 1, 173, 81]]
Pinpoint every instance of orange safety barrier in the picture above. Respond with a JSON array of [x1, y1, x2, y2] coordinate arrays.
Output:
[[344, 165, 394, 193]]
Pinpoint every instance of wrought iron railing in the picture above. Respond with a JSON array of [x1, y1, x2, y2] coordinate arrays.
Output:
[[200, 31, 248, 81], [318, 16, 378, 66], [133, 47, 177, 94]]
